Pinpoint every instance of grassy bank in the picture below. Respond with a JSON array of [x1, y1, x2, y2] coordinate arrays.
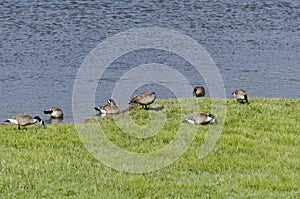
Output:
[[0, 98, 299, 198]]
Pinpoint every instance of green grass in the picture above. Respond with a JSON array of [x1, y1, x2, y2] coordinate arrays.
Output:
[[0, 98, 300, 198]]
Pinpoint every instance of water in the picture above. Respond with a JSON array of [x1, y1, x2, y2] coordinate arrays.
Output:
[[1, 0, 299, 123]]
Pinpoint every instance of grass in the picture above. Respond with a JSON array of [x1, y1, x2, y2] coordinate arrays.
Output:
[[0, 98, 300, 198]]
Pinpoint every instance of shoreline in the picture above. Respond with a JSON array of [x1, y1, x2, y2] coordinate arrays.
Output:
[[1, 97, 299, 127]]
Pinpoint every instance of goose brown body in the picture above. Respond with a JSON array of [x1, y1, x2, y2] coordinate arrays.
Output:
[[44, 107, 63, 118], [5, 114, 45, 130], [129, 92, 156, 109], [183, 112, 217, 125]]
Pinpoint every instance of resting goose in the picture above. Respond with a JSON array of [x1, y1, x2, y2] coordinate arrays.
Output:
[[232, 89, 248, 104], [183, 112, 217, 125], [44, 107, 64, 118], [95, 99, 120, 114]]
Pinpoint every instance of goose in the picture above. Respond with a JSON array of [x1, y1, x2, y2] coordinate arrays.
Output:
[[129, 92, 156, 109], [193, 86, 205, 97], [183, 112, 217, 125], [95, 99, 120, 114], [44, 107, 64, 118], [232, 89, 248, 104], [4, 114, 45, 130]]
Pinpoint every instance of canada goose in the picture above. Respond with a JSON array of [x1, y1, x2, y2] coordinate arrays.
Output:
[[193, 86, 205, 97], [232, 89, 248, 104], [44, 107, 64, 118], [95, 99, 120, 114], [129, 92, 156, 109], [4, 114, 45, 130], [183, 112, 217, 125]]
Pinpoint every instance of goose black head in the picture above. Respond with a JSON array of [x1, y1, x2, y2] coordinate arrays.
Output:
[[208, 114, 217, 124], [44, 109, 53, 114], [34, 116, 42, 122], [34, 116, 45, 126], [208, 114, 215, 119]]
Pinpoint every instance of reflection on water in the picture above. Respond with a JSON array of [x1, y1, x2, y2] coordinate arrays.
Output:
[[43, 117, 63, 125], [0, 0, 299, 123], [48, 118, 63, 125]]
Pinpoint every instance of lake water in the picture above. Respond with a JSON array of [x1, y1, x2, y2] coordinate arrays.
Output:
[[1, 0, 299, 123]]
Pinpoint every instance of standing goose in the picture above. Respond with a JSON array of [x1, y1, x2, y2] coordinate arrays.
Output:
[[183, 112, 217, 125], [95, 99, 120, 114], [232, 89, 248, 104], [129, 92, 156, 110], [193, 86, 205, 97], [4, 114, 45, 130], [44, 107, 64, 118]]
